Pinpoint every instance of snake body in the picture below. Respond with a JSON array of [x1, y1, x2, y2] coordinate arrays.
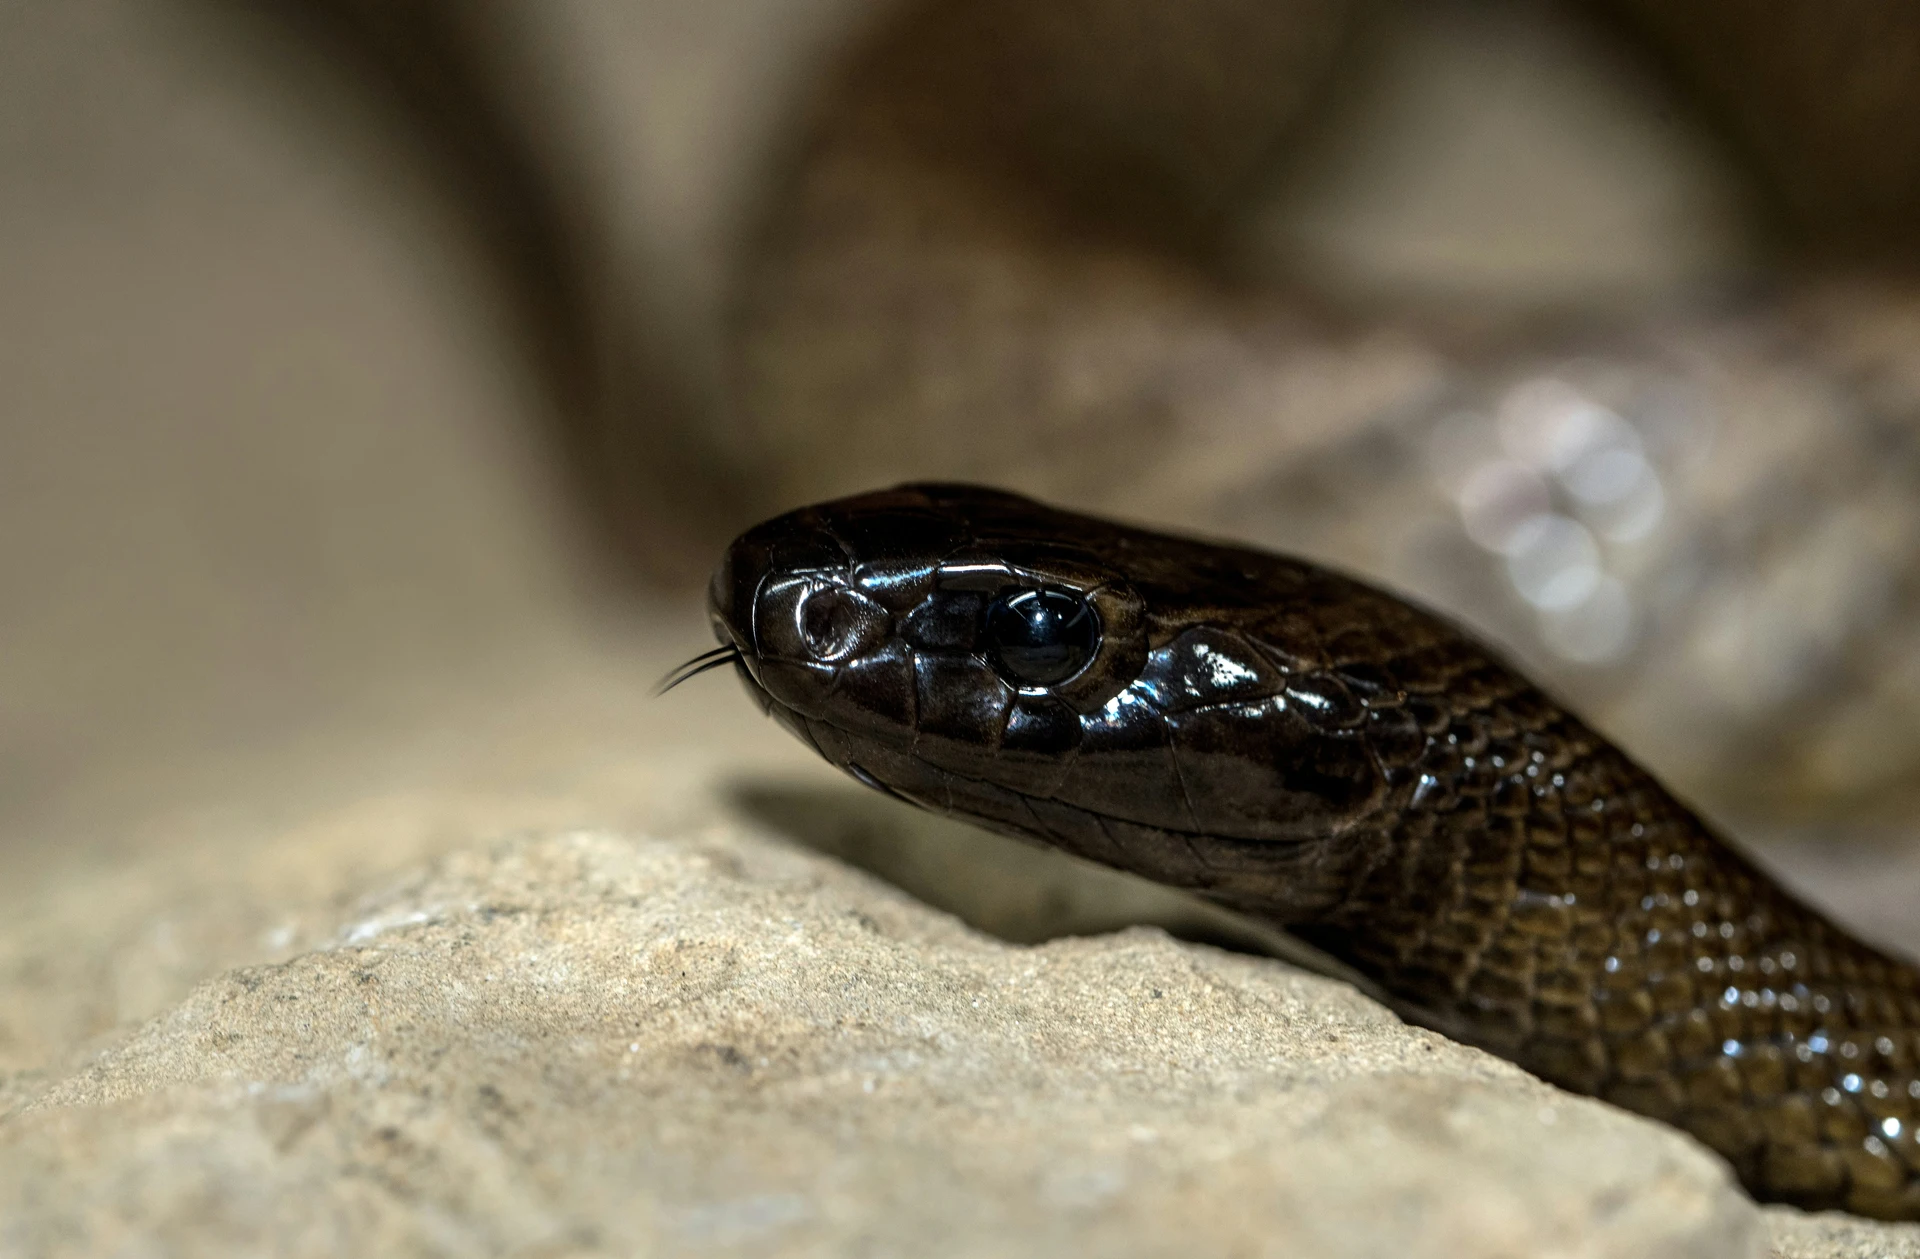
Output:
[[709, 482, 1920, 1219]]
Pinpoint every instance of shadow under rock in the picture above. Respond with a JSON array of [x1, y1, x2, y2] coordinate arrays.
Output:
[[725, 779, 1366, 985]]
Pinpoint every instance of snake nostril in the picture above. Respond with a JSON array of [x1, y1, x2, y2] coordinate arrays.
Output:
[[798, 587, 863, 659], [755, 576, 889, 666]]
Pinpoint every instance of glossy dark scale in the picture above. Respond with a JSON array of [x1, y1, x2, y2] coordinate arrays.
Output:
[[708, 483, 1920, 1220]]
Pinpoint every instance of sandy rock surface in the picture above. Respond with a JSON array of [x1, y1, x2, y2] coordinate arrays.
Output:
[[2, 821, 1740, 1259], [2, 761, 1911, 1259]]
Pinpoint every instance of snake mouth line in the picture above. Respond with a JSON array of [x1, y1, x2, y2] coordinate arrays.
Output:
[[739, 686, 1322, 855]]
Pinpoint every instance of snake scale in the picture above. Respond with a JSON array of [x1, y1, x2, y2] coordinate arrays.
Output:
[[696, 482, 1920, 1219]]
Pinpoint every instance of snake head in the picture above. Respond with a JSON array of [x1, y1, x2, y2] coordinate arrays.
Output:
[[709, 483, 1435, 916]]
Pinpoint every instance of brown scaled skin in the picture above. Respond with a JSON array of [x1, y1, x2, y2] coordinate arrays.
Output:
[[706, 482, 1920, 1219]]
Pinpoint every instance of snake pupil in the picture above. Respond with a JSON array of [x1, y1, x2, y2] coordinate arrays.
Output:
[[982, 588, 1099, 687]]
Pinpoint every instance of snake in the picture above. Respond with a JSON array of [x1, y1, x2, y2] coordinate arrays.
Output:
[[684, 481, 1920, 1220]]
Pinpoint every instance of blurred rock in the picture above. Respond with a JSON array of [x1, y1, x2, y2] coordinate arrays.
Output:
[[1596, 0, 1920, 250], [0, 0, 587, 854]]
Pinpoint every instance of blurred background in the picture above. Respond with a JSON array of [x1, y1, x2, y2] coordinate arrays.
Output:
[[5, 0, 1920, 1045]]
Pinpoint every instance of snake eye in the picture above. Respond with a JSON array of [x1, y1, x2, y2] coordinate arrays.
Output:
[[983, 588, 1100, 687]]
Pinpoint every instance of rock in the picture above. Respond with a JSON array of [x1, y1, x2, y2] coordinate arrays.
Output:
[[1768, 1208, 1920, 1259], [1, 809, 1782, 1258]]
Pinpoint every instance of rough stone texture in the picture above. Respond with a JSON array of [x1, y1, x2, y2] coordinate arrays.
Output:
[[6, 817, 1767, 1259], [1769, 1209, 1920, 1259]]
